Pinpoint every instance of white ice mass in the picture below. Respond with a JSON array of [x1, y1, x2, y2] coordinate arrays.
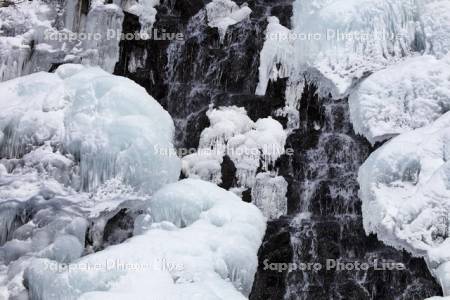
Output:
[[0, 0, 124, 81], [0, 64, 180, 193], [123, 0, 160, 34], [206, 0, 252, 42], [24, 179, 266, 299], [182, 106, 288, 219], [254, 0, 450, 297], [0, 64, 266, 300], [257, 0, 450, 100], [0, 64, 185, 298], [349, 54, 450, 145], [358, 111, 450, 296]]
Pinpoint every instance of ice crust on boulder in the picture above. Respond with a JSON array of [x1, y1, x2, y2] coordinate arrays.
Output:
[[255, 16, 294, 97], [0, 64, 180, 194], [182, 106, 287, 188], [124, 0, 160, 34], [206, 0, 252, 42], [25, 179, 266, 299], [358, 111, 450, 296], [257, 0, 450, 103], [349, 54, 450, 145]]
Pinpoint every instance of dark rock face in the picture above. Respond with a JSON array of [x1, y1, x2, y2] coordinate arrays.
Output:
[[114, 1, 442, 299], [250, 85, 443, 300], [115, 0, 293, 148], [250, 217, 293, 299]]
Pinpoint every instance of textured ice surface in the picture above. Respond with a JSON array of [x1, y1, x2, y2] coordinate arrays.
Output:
[[255, 16, 294, 96], [25, 179, 266, 299], [124, 0, 160, 34], [0, 64, 180, 193], [349, 54, 450, 145], [358, 111, 450, 296], [257, 0, 450, 101], [0, 64, 181, 298], [206, 0, 252, 42], [182, 106, 286, 188], [251, 172, 288, 220], [0, 0, 124, 81]]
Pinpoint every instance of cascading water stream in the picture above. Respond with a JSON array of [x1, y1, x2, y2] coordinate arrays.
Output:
[[250, 85, 443, 299]]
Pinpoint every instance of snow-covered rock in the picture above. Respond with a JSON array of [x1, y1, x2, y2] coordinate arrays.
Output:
[[25, 179, 266, 299], [0, 64, 181, 194], [206, 0, 252, 42], [182, 106, 287, 188], [349, 54, 450, 145], [358, 111, 450, 296]]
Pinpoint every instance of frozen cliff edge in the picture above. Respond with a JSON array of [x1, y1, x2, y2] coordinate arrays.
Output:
[[25, 179, 266, 299]]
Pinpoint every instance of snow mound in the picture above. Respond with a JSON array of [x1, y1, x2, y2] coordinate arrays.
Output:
[[206, 0, 252, 42], [358, 111, 450, 296], [182, 106, 287, 188], [25, 179, 266, 299], [0, 64, 180, 194], [349, 54, 450, 145]]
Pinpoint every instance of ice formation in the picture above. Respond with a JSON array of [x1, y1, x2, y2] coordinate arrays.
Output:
[[0, 0, 124, 81], [0, 64, 180, 193], [182, 106, 287, 220], [255, 16, 294, 97], [24, 179, 266, 299], [206, 0, 252, 42], [124, 0, 160, 34], [0, 63, 183, 298], [358, 111, 450, 296], [251, 172, 288, 220], [182, 106, 287, 188], [349, 54, 450, 145], [257, 0, 450, 101]]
